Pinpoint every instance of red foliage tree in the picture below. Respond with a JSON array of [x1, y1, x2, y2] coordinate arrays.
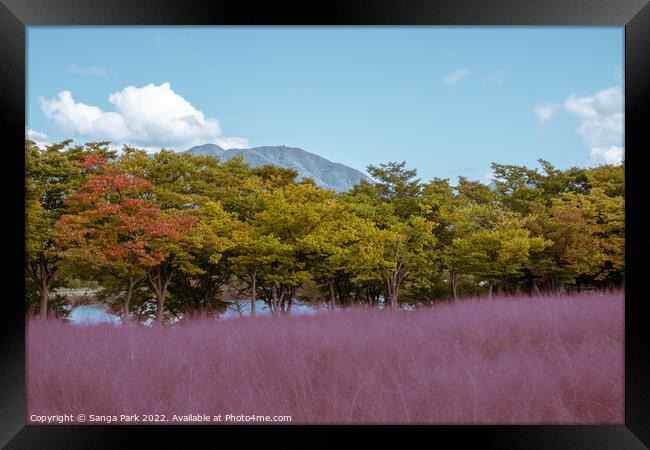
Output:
[[54, 154, 197, 321]]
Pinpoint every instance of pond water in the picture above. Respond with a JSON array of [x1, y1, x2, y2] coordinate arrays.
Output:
[[65, 300, 324, 325], [66, 304, 121, 324]]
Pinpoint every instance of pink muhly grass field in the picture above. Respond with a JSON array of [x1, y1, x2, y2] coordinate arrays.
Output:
[[26, 291, 623, 424]]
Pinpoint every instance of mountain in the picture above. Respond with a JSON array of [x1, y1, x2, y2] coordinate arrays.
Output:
[[184, 144, 371, 192], [185, 143, 225, 158]]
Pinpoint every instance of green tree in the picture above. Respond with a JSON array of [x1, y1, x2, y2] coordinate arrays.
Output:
[[527, 188, 624, 289], [491, 159, 589, 214], [456, 176, 496, 204], [301, 204, 363, 309], [352, 161, 422, 219], [165, 200, 242, 319], [25, 140, 114, 318], [451, 226, 548, 297], [585, 163, 624, 197], [525, 199, 599, 292], [252, 183, 340, 314], [444, 201, 548, 297]]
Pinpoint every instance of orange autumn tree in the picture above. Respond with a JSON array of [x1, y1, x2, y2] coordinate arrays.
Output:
[[54, 154, 197, 321]]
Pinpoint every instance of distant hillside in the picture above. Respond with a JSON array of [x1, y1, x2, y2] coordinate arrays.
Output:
[[185, 144, 371, 192], [185, 143, 225, 158]]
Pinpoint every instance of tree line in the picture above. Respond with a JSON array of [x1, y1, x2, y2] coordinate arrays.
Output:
[[25, 140, 624, 324]]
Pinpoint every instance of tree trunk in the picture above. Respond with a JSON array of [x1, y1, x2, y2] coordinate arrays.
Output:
[[155, 290, 165, 325], [280, 295, 286, 316], [26, 256, 60, 320], [390, 273, 400, 309], [385, 279, 392, 309], [39, 282, 49, 319], [488, 283, 493, 298], [390, 236, 402, 310], [391, 285, 399, 309], [148, 264, 173, 326], [122, 278, 134, 321], [328, 279, 336, 311], [450, 268, 457, 300], [271, 284, 279, 316], [250, 268, 257, 317]]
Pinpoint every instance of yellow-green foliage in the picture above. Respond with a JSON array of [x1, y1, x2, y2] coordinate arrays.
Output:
[[25, 141, 625, 320]]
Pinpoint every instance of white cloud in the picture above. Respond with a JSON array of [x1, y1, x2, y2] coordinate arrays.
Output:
[[564, 94, 598, 118], [25, 127, 51, 149], [41, 90, 131, 141], [215, 136, 249, 150], [25, 127, 47, 141], [565, 86, 623, 164], [40, 82, 248, 151], [594, 86, 623, 113], [576, 112, 623, 149], [442, 69, 470, 85], [66, 64, 107, 77], [534, 85, 623, 165], [590, 146, 623, 165], [534, 103, 560, 124], [562, 86, 622, 121]]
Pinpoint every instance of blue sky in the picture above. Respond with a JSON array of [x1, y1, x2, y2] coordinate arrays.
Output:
[[26, 27, 624, 182]]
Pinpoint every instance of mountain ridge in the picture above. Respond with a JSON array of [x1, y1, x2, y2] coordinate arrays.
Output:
[[185, 144, 371, 192]]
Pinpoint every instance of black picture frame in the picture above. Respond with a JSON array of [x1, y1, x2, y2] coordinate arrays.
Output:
[[2, 0, 648, 448]]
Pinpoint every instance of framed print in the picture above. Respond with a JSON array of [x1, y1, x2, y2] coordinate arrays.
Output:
[[2, 0, 649, 448]]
